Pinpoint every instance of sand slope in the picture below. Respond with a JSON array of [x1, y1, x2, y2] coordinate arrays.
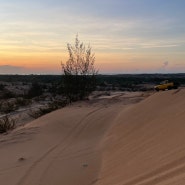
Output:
[[0, 90, 185, 185], [97, 89, 185, 185], [0, 94, 130, 185]]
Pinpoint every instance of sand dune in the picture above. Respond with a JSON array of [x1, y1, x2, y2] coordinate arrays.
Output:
[[0, 92, 133, 185], [97, 88, 185, 185], [0, 90, 184, 185]]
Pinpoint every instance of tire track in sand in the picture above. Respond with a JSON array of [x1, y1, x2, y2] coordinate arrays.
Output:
[[16, 107, 104, 185]]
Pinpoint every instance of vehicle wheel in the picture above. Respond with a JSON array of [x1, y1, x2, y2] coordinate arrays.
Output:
[[173, 86, 178, 89], [174, 82, 179, 89]]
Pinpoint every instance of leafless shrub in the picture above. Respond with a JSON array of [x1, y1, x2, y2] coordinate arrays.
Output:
[[0, 102, 16, 113], [61, 35, 98, 102], [16, 97, 31, 106], [0, 115, 16, 134], [28, 100, 68, 119], [28, 109, 42, 119], [28, 105, 57, 119]]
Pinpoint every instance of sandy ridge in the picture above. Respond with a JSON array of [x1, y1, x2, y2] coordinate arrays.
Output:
[[0, 92, 133, 185], [96, 89, 185, 185], [1, 90, 184, 185]]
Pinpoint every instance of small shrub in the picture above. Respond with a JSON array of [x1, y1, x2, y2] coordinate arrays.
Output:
[[28, 105, 57, 119], [0, 84, 5, 90], [2, 90, 15, 99], [49, 99, 68, 108], [0, 102, 16, 113], [27, 82, 43, 98], [16, 97, 31, 107], [28, 109, 41, 119], [0, 115, 16, 133], [28, 100, 68, 119]]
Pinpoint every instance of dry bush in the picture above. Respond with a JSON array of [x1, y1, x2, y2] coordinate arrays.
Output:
[[0, 115, 16, 134], [0, 102, 16, 113], [16, 97, 31, 106], [28, 109, 42, 119], [28, 105, 58, 119], [61, 35, 97, 102], [28, 100, 68, 119]]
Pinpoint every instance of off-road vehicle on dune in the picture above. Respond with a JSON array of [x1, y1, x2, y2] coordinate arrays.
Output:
[[154, 80, 179, 91]]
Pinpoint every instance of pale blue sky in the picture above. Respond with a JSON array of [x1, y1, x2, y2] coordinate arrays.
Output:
[[0, 0, 185, 74]]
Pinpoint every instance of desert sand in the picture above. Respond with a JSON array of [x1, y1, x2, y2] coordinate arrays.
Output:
[[0, 89, 185, 185]]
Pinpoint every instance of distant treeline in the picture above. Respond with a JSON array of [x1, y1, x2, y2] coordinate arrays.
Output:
[[0, 73, 185, 87], [0, 75, 62, 83], [96, 74, 185, 86]]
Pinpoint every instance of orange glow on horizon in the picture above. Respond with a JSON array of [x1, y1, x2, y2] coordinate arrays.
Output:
[[1, 49, 185, 74]]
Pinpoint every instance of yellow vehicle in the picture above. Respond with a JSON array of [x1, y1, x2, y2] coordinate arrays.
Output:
[[154, 80, 179, 91]]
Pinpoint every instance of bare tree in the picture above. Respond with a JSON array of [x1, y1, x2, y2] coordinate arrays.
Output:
[[62, 35, 98, 101]]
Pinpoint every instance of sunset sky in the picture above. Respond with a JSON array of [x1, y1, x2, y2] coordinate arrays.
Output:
[[0, 0, 185, 74]]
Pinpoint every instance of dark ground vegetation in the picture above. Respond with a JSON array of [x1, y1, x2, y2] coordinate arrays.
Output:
[[0, 73, 184, 93], [0, 73, 184, 133]]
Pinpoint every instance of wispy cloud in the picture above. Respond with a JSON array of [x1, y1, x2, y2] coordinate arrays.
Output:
[[0, 3, 184, 54], [0, 0, 185, 73]]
